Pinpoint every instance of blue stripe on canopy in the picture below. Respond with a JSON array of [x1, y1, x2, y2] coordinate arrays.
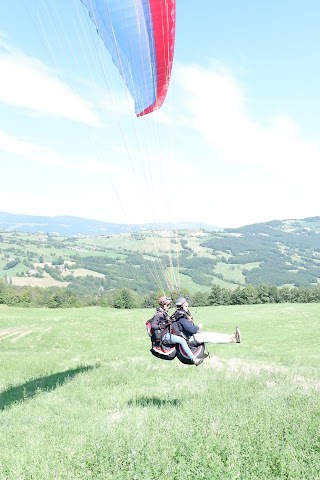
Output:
[[81, 0, 157, 115]]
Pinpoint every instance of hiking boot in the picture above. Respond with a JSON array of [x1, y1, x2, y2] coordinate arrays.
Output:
[[235, 326, 241, 343], [193, 357, 204, 366]]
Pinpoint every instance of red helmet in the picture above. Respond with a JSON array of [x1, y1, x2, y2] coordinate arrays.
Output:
[[158, 296, 172, 307]]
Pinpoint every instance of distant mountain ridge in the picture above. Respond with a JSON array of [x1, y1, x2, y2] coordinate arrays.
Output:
[[227, 216, 320, 235], [0, 212, 221, 236], [1, 211, 320, 236]]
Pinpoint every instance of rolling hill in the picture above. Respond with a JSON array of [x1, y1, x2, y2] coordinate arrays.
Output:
[[0, 215, 320, 294], [0, 212, 220, 236]]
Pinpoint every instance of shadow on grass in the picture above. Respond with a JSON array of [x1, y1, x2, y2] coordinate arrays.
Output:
[[0, 364, 98, 411], [128, 396, 182, 408]]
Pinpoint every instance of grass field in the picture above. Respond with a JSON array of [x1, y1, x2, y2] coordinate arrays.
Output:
[[178, 272, 211, 293], [11, 272, 70, 288], [0, 303, 319, 479], [213, 262, 260, 285]]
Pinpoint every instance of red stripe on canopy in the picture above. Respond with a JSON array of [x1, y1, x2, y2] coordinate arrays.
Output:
[[137, 0, 176, 116]]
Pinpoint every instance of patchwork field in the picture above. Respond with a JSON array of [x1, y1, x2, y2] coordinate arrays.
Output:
[[0, 303, 319, 479], [1, 226, 320, 293], [11, 272, 70, 288]]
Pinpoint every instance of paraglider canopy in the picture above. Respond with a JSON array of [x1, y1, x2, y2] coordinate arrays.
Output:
[[81, 0, 176, 116]]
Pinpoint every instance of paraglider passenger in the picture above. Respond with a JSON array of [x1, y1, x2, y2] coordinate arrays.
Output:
[[173, 297, 241, 345], [152, 296, 204, 366]]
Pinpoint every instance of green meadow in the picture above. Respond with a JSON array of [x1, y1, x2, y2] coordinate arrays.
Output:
[[0, 303, 319, 479]]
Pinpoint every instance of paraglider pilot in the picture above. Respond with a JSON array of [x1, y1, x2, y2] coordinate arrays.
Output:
[[173, 297, 241, 345], [151, 296, 204, 366]]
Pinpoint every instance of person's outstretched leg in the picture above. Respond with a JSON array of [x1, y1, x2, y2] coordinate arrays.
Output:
[[194, 326, 241, 344]]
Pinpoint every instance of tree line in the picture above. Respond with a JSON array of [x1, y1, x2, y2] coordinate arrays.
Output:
[[1, 278, 320, 309]]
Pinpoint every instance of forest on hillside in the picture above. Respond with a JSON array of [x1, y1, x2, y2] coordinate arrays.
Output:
[[0, 218, 320, 305]]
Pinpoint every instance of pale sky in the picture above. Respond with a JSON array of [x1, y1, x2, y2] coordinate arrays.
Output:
[[1, 1, 320, 228]]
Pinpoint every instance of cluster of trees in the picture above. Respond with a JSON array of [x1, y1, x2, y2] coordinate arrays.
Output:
[[52, 256, 65, 266], [70, 253, 166, 293], [1, 277, 320, 309], [0, 280, 81, 308], [0, 279, 136, 308], [244, 262, 320, 287], [179, 255, 216, 286], [0, 276, 167, 309], [3, 258, 20, 270], [190, 284, 320, 306]]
